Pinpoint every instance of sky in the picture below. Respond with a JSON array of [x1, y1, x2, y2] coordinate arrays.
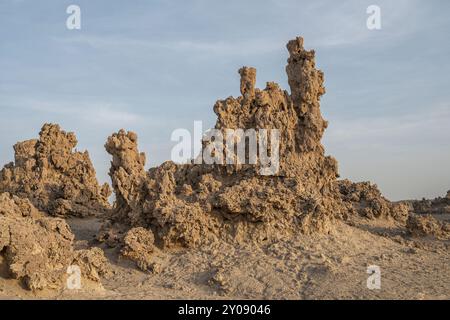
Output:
[[1, 0, 449, 201]]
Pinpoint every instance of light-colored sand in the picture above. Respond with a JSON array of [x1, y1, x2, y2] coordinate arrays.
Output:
[[1, 215, 448, 300]]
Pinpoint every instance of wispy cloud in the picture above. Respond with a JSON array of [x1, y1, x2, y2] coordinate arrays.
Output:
[[325, 103, 450, 148], [52, 0, 422, 55], [54, 35, 280, 56], [307, 0, 421, 48], [4, 100, 142, 127]]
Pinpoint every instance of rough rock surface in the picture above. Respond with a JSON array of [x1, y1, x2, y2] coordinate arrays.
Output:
[[100, 37, 413, 250], [336, 179, 409, 222], [0, 192, 110, 290], [101, 37, 345, 249], [72, 247, 112, 282], [0, 124, 111, 217], [409, 191, 450, 215], [406, 214, 450, 240], [120, 227, 156, 271]]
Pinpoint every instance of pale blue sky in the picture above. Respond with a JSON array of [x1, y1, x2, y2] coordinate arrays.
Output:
[[1, 0, 449, 200]]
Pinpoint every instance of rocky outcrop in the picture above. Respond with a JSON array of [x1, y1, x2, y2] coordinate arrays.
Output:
[[105, 130, 147, 225], [101, 37, 345, 248], [120, 227, 157, 272], [409, 191, 450, 215], [337, 179, 409, 222], [0, 192, 111, 290], [72, 247, 112, 282], [0, 124, 111, 217], [406, 214, 450, 240]]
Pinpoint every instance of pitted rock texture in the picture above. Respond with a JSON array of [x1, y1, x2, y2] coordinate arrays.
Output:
[[0, 124, 111, 217], [101, 37, 350, 249], [286, 36, 327, 154], [409, 191, 450, 215], [0, 36, 444, 298], [72, 247, 112, 282], [0, 192, 111, 290], [120, 227, 157, 271], [105, 130, 147, 225], [337, 179, 409, 222], [98, 36, 415, 252], [406, 214, 450, 240]]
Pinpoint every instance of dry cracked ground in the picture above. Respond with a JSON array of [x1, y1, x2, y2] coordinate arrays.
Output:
[[0, 37, 449, 300]]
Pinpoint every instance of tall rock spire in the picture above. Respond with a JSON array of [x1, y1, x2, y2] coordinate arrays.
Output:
[[286, 36, 328, 153]]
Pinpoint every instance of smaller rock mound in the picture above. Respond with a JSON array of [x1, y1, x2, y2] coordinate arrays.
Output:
[[409, 190, 450, 215], [337, 180, 409, 222], [0, 123, 111, 217], [121, 227, 157, 272], [72, 247, 112, 282]]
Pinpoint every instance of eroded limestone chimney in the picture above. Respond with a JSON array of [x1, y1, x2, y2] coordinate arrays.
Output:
[[238, 66, 256, 100]]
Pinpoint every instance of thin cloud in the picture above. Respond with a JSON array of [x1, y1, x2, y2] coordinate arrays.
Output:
[[325, 103, 450, 146], [54, 35, 280, 56], [4, 100, 142, 127], [308, 0, 421, 48]]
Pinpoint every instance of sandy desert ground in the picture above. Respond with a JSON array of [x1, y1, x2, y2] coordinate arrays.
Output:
[[1, 213, 449, 300]]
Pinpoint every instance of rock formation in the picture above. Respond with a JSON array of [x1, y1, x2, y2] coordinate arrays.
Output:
[[0, 124, 113, 290], [409, 191, 450, 215], [0, 123, 111, 217], [101, 37, 383, 250], [0, 192, 111, 290], [337, 180, 409, 222], [406, 214, 450, 240], [120, 227, 157, 272]]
